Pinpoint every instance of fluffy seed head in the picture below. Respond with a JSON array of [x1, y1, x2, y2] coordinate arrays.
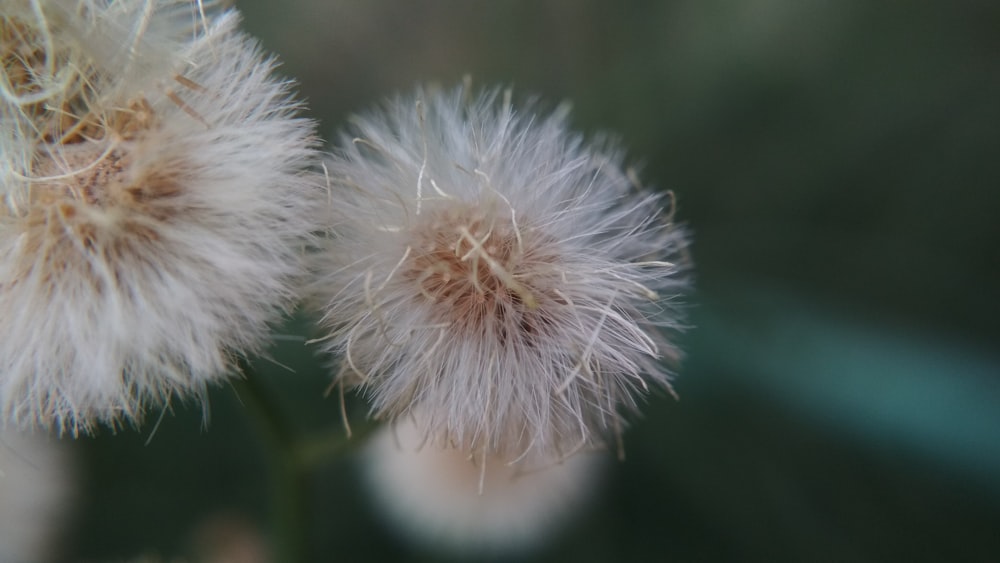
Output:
[[0, 1, 321, 433], [314, 84, 689, 461], [362, 411, 603, 554]]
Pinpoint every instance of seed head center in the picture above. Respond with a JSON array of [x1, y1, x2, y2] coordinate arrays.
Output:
[[406, 205, 543, 332]]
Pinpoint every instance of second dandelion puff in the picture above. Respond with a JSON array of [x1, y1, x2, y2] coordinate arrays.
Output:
[[314, 84, 690, 463]]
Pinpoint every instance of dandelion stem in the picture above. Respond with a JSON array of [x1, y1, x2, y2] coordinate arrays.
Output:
[[233, 370, 307, 563], [234, 363, 379, 562], [292, 421, 378, 468]]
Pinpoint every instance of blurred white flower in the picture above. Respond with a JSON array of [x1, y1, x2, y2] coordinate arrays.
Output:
[[0, 429, 75, 563], [0, 1, 321, 433], [313, 84, 689, 462], [362, 411, 603, 553]]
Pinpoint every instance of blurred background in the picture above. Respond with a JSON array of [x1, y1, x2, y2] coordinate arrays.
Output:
[[19, 0, 1000, 560]]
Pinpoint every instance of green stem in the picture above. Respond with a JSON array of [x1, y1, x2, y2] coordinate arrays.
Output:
[[234, 367, 379, 563], [234, 373, 307, 563], [292, 419, 378, 468]]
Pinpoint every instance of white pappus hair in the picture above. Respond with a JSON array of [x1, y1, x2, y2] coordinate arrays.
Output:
[[313, 84, 689, 462], [0, 1, 322, 434]]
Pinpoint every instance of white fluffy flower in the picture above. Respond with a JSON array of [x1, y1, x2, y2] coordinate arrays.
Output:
[[0, 1, 321, 433], [313, 84, 689, 461], [362, 411, 603, 553]]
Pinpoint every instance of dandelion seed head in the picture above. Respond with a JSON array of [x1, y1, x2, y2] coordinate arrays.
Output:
[[362, 412, 603, 554], [315, 84, 690, 461], [1, 2, 322, 433]]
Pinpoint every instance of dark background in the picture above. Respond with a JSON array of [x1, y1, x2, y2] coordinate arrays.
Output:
[[62, 1, 1000, 561]]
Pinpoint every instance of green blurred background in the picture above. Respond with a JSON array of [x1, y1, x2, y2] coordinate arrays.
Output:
[[60, 0, 1000, 561]]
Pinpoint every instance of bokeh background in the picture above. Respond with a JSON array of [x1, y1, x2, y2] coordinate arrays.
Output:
[[40, 0, 1000, 561]]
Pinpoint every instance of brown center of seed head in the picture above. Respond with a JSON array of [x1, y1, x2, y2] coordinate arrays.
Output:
[[30, 138, 185, 223], [32, 148, 128, 208], [5, 137, 186, 291], [405, 204, 563, 343]]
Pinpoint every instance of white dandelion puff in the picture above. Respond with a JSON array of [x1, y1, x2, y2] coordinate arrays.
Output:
[[313, 84, 689, 462], [362, 411, 603, 554], [0, 1, 322, 434]]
